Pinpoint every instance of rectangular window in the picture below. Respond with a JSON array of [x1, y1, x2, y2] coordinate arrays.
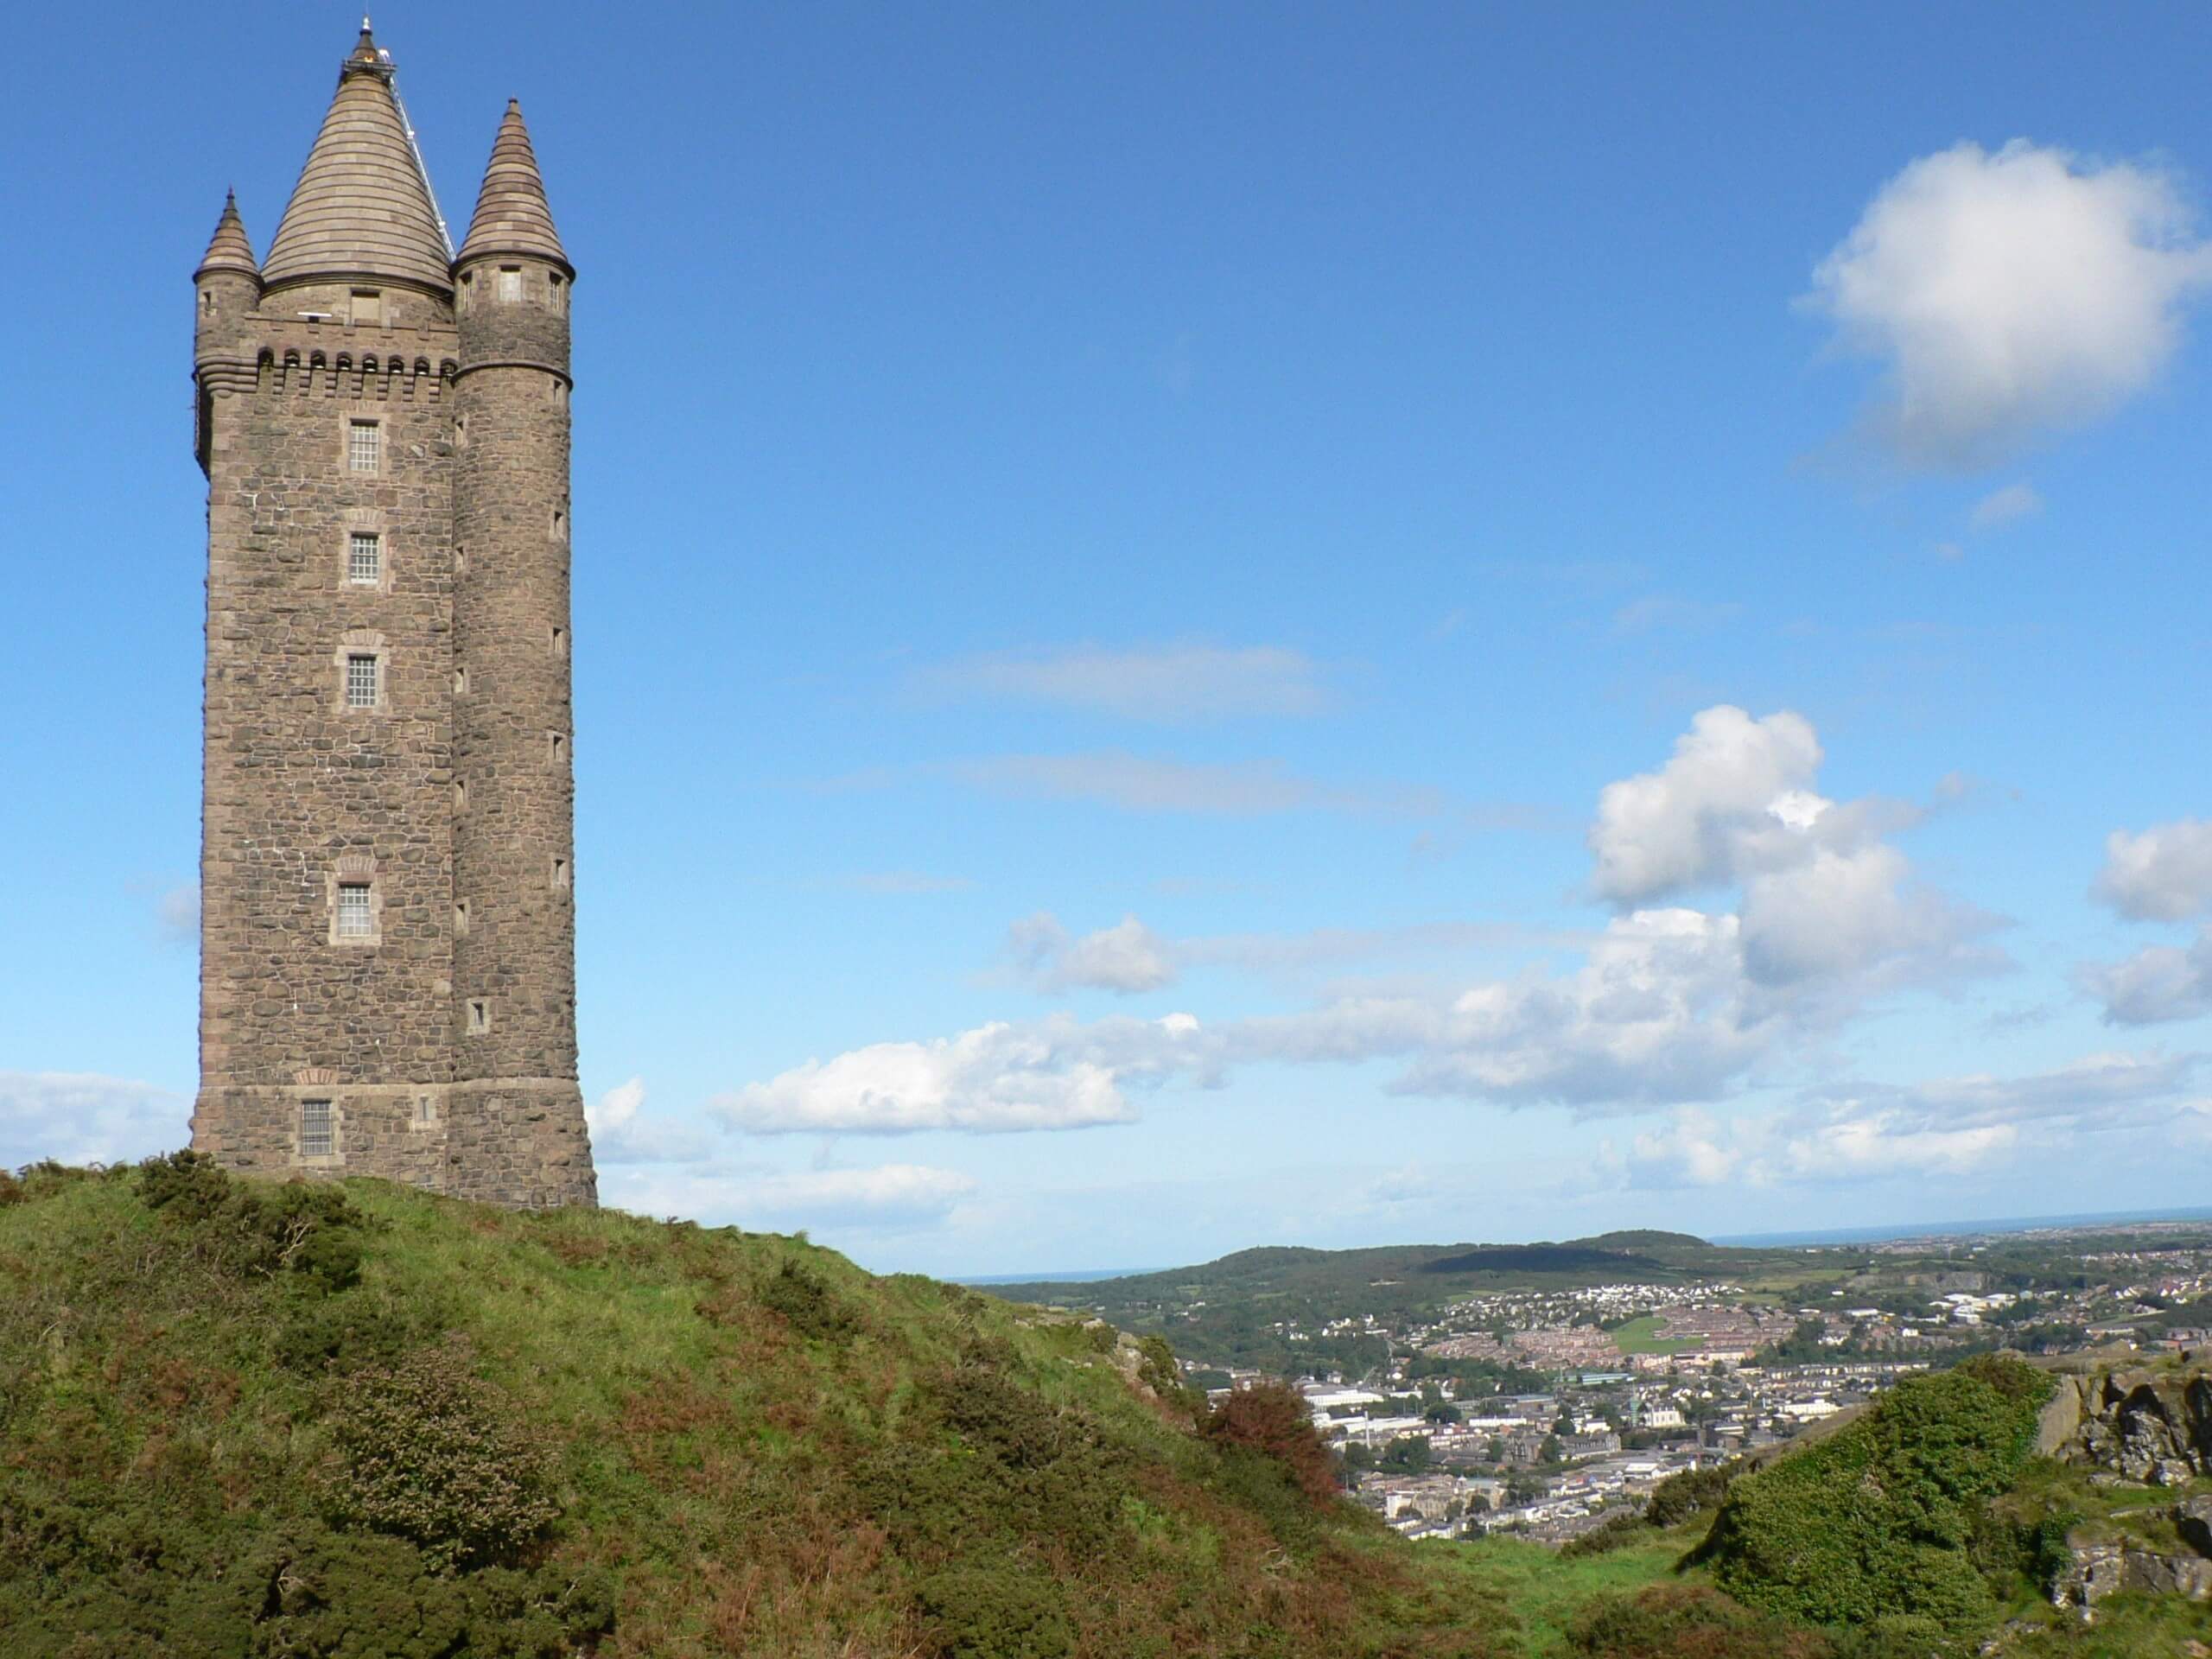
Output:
[[345, 653, 379, 709], [347, 531, 381, 585], [550, 626, 566, 658], [416, 1096, 436, 1124], [498, 267, 523, 302], [352, 289, 382, 324], [552, 856, 569, 890], [335, 882, 372, 938], [301, 1099, 334, 1159], [467, 999, 489, 1034], [347, 421, 380, 473], [454, 899, 469, 934]]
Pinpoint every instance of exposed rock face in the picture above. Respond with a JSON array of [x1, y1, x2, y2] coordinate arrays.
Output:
[[2054, 1524, 2212, 1610], [2037, 1363, 2212, 1484]]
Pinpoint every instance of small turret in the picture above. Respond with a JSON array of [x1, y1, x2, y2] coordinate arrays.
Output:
[[193, 192, 261, 471], [453, 100, 572, 375]]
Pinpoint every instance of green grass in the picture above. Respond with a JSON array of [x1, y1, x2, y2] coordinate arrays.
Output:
[[1605, 1316, 1699, 1356], [0, 1161, 1527, 1658], [1432, 1529, 1696, 1655]]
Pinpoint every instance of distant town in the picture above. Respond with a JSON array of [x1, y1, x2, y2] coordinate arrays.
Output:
[[996, 1217, 2212, 1545]]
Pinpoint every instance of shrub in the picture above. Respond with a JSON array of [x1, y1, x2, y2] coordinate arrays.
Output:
[[1203, 1381, 1340, 1506], [760, 1260, 862, 1341], [138, 1151, 365, 1291], [1644, 1461, 1735, 1529], [915, 1563, 1074, 1659], [1693, 1355, 2051, 1639], [322, 1339, 559, 1570], [1568, 1584, 1834, 1659], [1560, 1509, 1652, 1558]]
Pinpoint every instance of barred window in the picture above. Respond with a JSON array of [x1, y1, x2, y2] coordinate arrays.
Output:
[[301, 1099, 334, 1158], [347, 531, 381, 585], [345, 653, 379, 709], [347, 420, 380, 473], [336, 882, 372, 938]]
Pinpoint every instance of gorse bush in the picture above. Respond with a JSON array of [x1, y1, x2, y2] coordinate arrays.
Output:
[[1568, 1584, 1833, 1659], [1692, 1354, 2053, 1640], [322, 1338, 560, 1570], [140, 1147, 365, 1290]]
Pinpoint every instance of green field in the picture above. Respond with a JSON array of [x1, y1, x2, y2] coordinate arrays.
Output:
[[1605, 1314, 1700, 1356]]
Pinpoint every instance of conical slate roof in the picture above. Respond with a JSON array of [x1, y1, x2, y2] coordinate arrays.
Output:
[[263, 27, 452, 293], [457, 100, 569, 272], [195, 190, 260, 279]]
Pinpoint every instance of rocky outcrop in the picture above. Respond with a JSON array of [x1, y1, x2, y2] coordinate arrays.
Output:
[[2037, 1361, 2212, 1484], [2053, 1519, 2212, 1610]]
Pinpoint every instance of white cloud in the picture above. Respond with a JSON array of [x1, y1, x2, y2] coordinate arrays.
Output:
[[1588, 705, 1827, 904], [0, 1071, 190, 1168], [2093, 818, 2212, 920], [951, 751, 1444, 817], [1616, 1052, 2196, 1190], [711, 1017, 1168, 1134], [731, 707, 2004, 1128], [917, 644, 1330, 722], [1968, 481, 2044, 531], [583, 1077, 719, 1165], [2085, 930, 2212, 1025], [1008, 912, 1179, 994], [1808, 140, 2212, 468], [601, 1161, 977, 1231]]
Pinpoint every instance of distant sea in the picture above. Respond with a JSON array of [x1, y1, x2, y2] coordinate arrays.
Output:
[[1713, 1205, 2212, 1248]]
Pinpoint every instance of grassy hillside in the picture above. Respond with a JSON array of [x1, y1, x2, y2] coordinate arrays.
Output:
[[0, 1159, 1521, 1658], [4, 1160, 2205, 1658]]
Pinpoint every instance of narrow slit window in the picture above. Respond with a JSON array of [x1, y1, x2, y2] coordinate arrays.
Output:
[[467, 999, 490, 1034], [416, 1096, 436, 1124], [454, 544, 467, 574], [549, 732, 566, 764], [550, 626, 566, 658], [345, 653, 379, 709], [300, 1099, 334, 1158], [552, 856, 569, 891], [454, 779, 467, 813], [498, 266, 523, 302], [347, 420, 380, 473], [454, 664, 468, 696], [454, 899, 470, 934], [551, 508, 566, 540], [335, 882, 372, 938], [347, 531, 381, 585]]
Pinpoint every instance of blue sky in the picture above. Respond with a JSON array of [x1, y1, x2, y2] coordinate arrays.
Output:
[[3, 3, 2210, 1274]]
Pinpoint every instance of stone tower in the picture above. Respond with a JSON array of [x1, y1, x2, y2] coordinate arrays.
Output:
[[189, 26, 595, 1207]]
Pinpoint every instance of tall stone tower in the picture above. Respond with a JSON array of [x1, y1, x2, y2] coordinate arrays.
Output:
[[190, 26, 595, 1208]]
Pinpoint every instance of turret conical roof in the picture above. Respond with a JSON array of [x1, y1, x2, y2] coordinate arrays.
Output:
[[456, 100, 570, 272], [195, 190, 260, 280], [263, 26, 453, 294]]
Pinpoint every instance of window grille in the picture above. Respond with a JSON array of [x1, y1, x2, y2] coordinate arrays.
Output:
[[336, 883, 372, 938], [347, 421, 380, 472], [301, 1099, 334, 1158], [346, 654, 378, 709], [347, 531, 380, 584]]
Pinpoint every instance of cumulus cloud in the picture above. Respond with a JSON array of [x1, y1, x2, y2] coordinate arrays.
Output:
[[584, 1077, 719, 1165], [1008, 913, 1179, 995], [2085, 931, 2212, 1025], [2093, 818, 2212, 921], [728, 708, 2001, 1129], [1616, 1052, 2196, 1190], [1968, 482, 2044, 531], [916, 643, 1330, 722], [0, 1071, 190, 1168], [711, 1017, 1179, 1134], [1588, 707, 1827, 904], [1807, 140, 2212, 468]]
